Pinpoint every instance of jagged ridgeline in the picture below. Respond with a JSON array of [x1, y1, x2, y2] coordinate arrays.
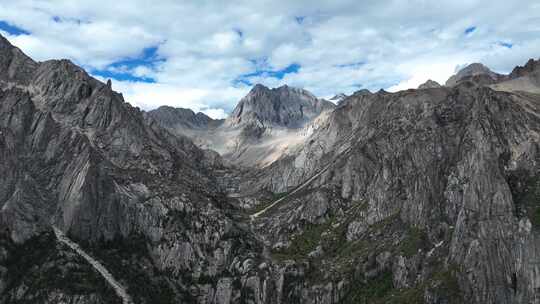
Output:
[[2, 32, 540, 304]]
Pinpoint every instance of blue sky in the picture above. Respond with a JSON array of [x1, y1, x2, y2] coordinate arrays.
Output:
[[0, 20, 29, 35], [90, 46, 163, 83], [464, 26, 477, 35], [1, 1, 539, 118]]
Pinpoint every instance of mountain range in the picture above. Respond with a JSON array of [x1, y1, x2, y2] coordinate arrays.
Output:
[[1, 32, 540, 304]]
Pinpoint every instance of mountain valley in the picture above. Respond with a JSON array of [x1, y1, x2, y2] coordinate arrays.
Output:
[[1, 32, 540, 304]]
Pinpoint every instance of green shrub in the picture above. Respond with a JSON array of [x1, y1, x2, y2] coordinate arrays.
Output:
[[399, 227, 428, 257]]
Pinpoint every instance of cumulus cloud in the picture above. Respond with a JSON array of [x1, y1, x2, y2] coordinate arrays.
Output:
[[1, 0, 539, 118]]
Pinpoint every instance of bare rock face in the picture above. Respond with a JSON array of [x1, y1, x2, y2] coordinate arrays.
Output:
[[225, 84, 335, 129], [240, 61, 540, 303], [218, 84, 336, 166]]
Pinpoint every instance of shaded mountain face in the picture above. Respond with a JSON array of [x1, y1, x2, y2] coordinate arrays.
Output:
[[225, 84, 335, 129], [3, 31, 540, 304], [146, 106, 223, 130]]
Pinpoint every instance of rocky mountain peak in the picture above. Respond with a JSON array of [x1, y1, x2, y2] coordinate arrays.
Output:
[[0, 35, 37, 85], [146, 105, 221, 130], [510, 58, 540, 78], [225, 84, 334, 128], [445, 62, 503, 86], [248, 83, 271, 95], [329, 93, 348, 102], [418, 79, 441, 89]]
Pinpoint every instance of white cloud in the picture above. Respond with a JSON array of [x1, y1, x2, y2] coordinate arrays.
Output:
[[201, 108, 228, 120], [1, 0, 539, 117], [388, 62, 463, 91], [100, 78, 247, 118]]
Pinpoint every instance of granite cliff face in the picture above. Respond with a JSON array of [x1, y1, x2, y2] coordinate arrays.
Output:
[[2, 31, 540, 304], [0, 34, 270, 304], [245, 83, 540, 303], [224, 58, 540, 303]]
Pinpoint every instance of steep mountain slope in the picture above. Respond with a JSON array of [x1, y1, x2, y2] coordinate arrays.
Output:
[[232, 60, 540, 303], [0, 34, 271, 304]]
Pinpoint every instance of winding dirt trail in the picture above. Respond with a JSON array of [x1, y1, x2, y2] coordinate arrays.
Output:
[[53, 227, 132, 304]]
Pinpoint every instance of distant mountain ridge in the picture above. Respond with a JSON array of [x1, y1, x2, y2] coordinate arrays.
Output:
[[225, 84, 335, 129], [148, 83, 335, 167], [146, 106, 223, 130]]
